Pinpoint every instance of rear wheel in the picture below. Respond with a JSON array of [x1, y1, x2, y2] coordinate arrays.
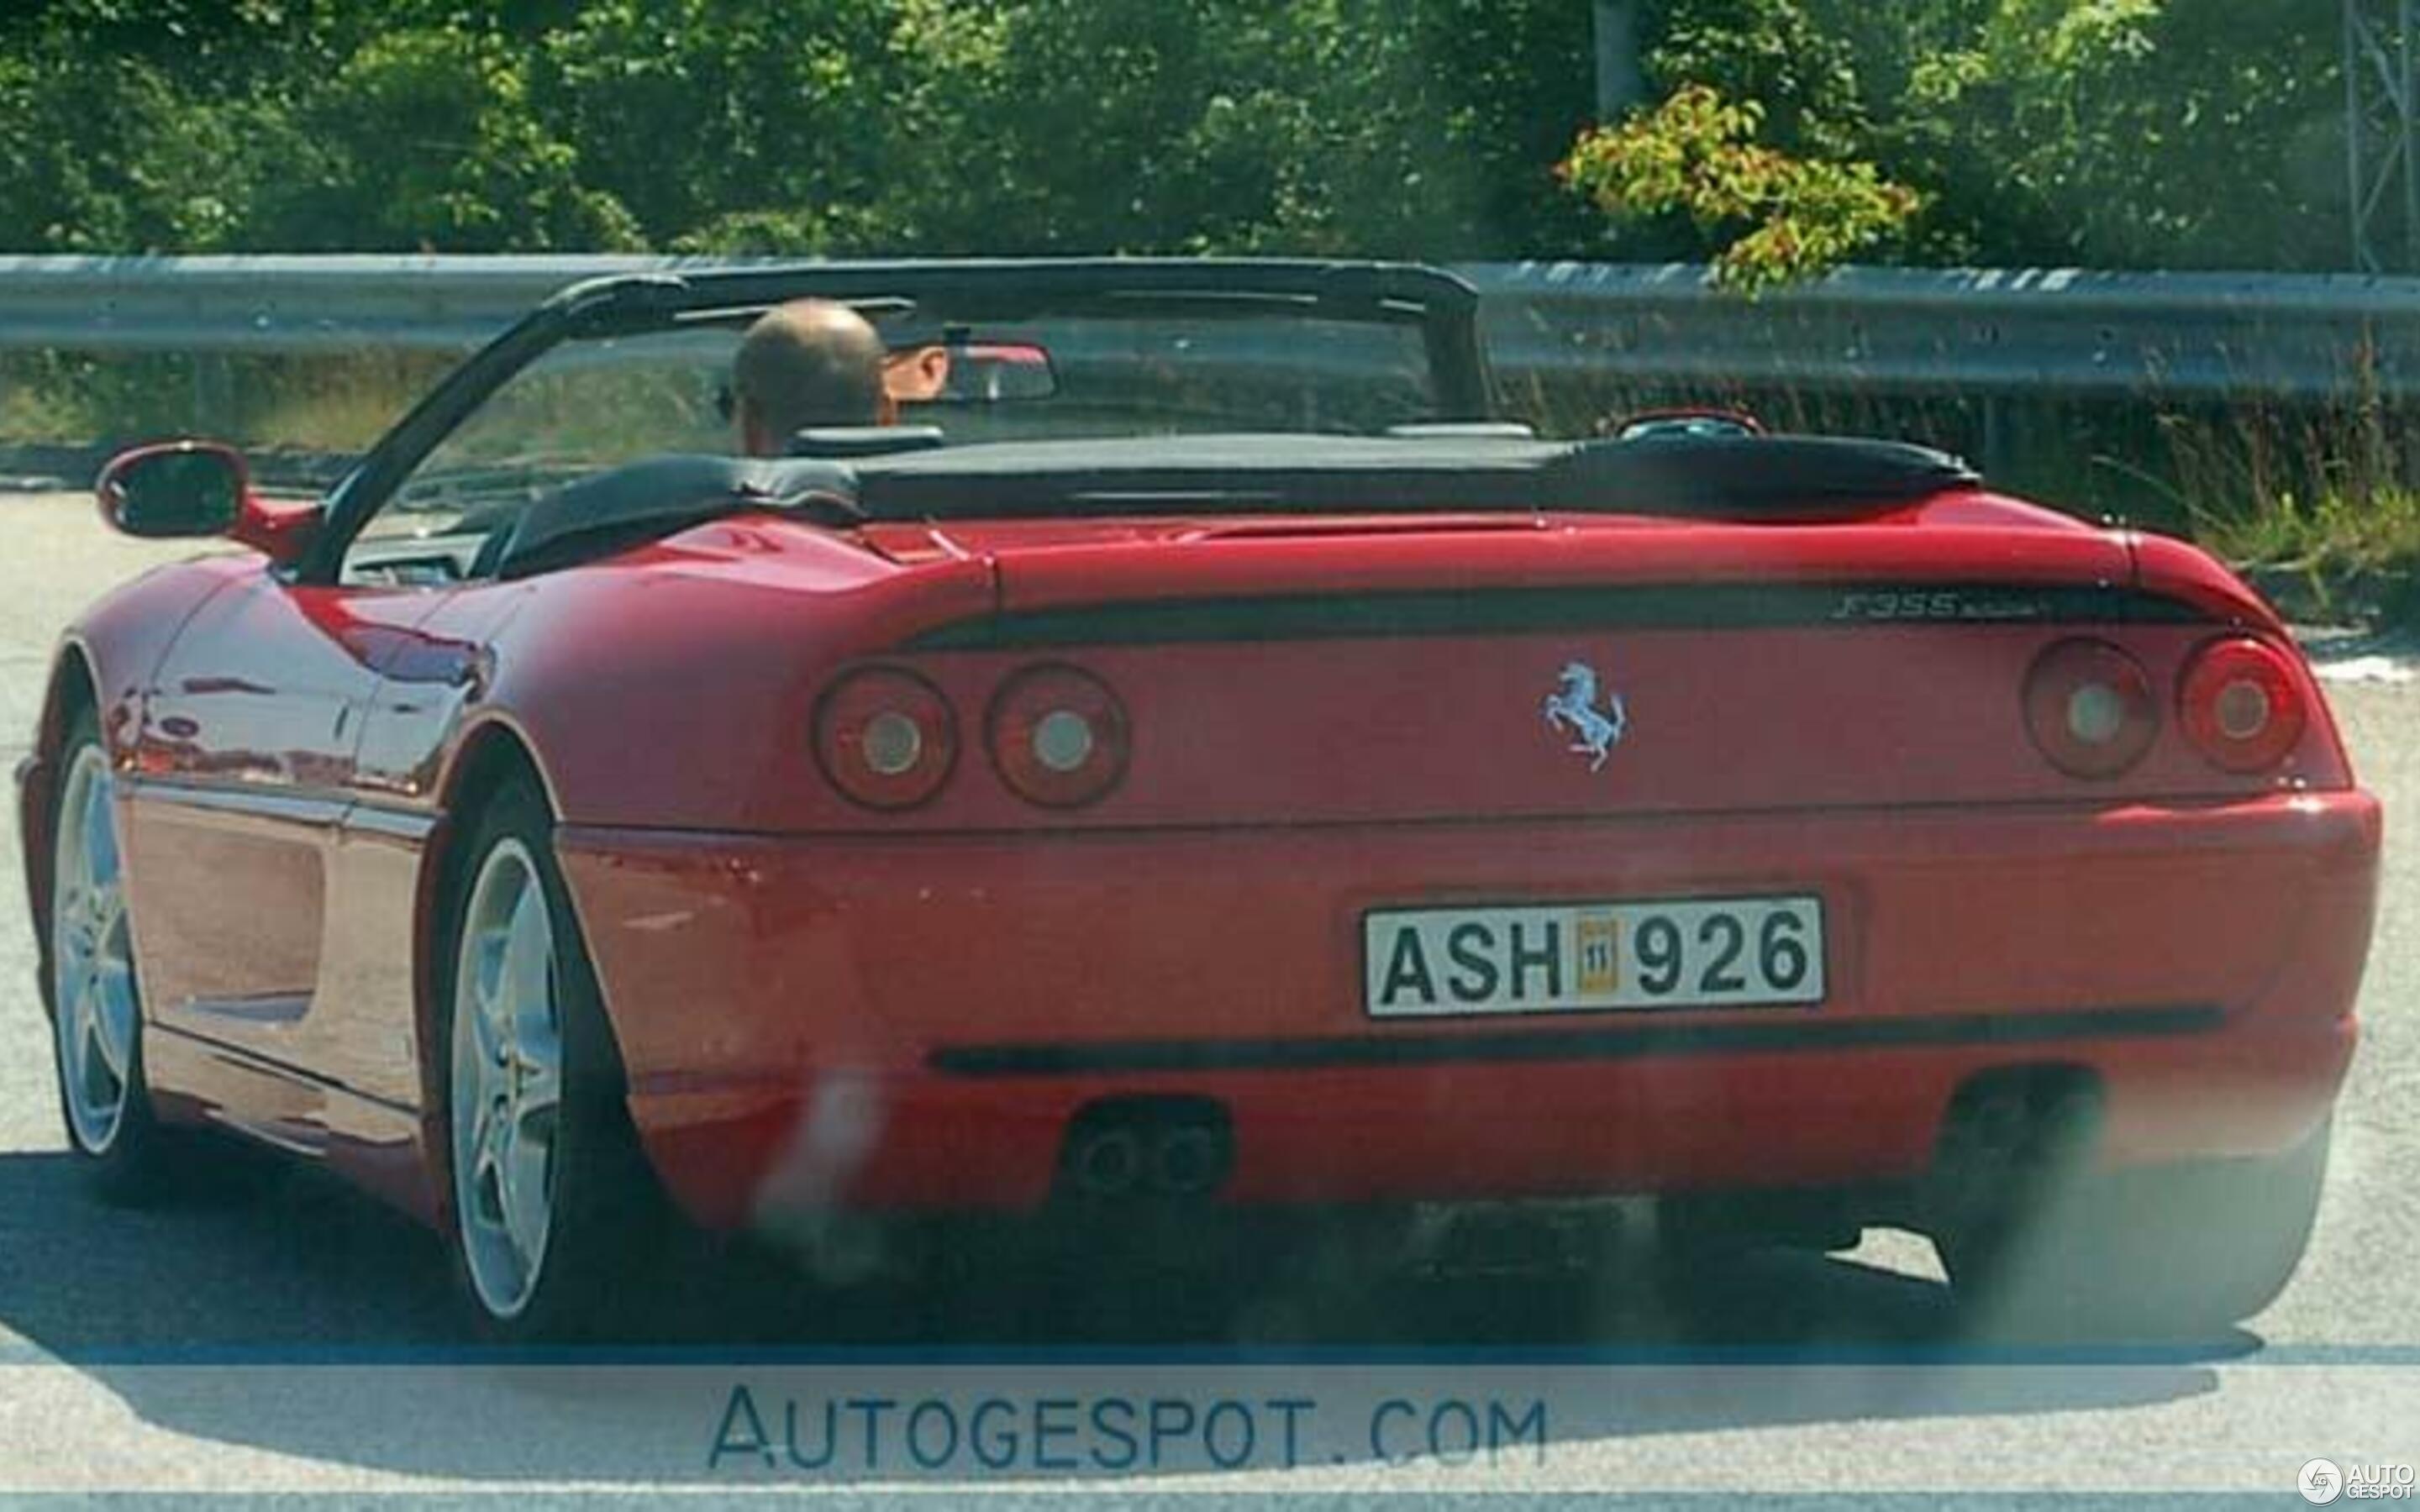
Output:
[[49, 717, 171, 1203], [1936, 1118, 2331, 1339], [439, 777, 668, 1341]]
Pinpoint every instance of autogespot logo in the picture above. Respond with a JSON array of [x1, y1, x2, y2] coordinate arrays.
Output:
[[2303, 1457, 2419, 1503]]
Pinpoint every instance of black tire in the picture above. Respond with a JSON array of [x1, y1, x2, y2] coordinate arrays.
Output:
[[47, 707, 176, 1205], [1936, 1118, 2332, 1340], [436, 774, 671, 1341]]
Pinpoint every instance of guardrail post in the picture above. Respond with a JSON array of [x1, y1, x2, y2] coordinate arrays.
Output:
[[1979, 395, 2011, 477], [190, 354, 234, 439]]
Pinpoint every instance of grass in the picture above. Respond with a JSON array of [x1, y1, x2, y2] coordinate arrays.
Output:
[[2184, 487, 2420, 576], [245, 355, 449, 455], [0, 355, 100, 444], [2141, 405, 2420, 620], [2180, 486, 2420, 624], [0, 349, 452, 457]]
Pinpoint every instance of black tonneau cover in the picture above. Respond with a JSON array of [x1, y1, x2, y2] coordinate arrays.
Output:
[[851, 432, 1977, 517], [497, 433, 1980, 578]]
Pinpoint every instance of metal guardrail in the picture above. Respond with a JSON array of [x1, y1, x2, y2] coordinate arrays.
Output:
[[1484, 262, 2420, 402], [1, 255, 2417, 402]]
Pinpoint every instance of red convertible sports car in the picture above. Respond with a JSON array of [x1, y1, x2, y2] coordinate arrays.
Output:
[[19, 260, 2378, 1340]]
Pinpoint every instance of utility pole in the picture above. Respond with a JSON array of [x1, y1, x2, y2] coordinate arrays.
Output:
[[2346, 0, 2420, 271], [1594, 0, 1645, 119]]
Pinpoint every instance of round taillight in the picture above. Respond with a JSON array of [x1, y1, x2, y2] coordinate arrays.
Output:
[[2179, 636, 2306, 774], [813, 668, 957, 809], [2023, 638, 2159, 780], [987, 664, 1129, 807]]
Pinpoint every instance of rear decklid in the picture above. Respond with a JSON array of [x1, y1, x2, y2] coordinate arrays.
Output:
[[792, 434, 2340, 832]]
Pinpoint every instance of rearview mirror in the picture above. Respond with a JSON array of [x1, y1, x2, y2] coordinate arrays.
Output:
[[96, 442, 245, 538], [884, 341, 1059, 404]]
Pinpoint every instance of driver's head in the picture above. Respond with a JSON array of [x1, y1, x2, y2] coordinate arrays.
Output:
[[730, 299, 895, 455]]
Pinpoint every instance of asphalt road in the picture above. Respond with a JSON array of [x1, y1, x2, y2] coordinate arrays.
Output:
[[0, 489, 2414, 1500]]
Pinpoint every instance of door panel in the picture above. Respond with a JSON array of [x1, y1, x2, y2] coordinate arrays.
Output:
[[350, 583, 514, 805], [118, 785, 337, 1026], [124, 571, 447, 1098]]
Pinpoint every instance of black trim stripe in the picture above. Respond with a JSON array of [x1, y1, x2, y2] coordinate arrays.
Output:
[[909, 584, 2206, 651], [927, 1004, 2223, 1079]]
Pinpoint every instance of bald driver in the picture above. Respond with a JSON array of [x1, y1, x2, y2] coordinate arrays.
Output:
[[727, 298, 897, 457]]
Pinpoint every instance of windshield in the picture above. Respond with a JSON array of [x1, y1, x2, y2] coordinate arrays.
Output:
[[363, 307, 1439, 544]]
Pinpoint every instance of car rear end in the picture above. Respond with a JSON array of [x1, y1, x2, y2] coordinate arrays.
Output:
[[550, 494, 2377, 1250]]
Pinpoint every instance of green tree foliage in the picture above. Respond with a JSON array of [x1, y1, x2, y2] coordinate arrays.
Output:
[[279, 25, 642, 250], [1560, 84, 1922, 289], [0, 0, 2366, 271], [540, 0, 926, 252], [1629, 0, 2347, 270]]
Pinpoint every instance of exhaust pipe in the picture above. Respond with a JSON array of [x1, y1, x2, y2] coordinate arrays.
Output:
[[1930, 1067, 2102, 1233], [1151, 1125, 1224, 1196], [1068, 1127, 1147, 1200], [1057, 1097, 1233, 1202]]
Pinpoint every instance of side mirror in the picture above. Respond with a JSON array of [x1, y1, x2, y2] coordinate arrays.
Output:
[[95, 440, 320, 565], [96, 441, 245, 538]]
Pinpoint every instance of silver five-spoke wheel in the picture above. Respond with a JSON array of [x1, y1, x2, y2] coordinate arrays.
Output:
[[450, 837, 566, 1322], [53, 743, 140, 1155]]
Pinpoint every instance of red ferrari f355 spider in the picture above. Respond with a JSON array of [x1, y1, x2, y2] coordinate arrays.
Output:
[[18, 260, 2377, 1338]]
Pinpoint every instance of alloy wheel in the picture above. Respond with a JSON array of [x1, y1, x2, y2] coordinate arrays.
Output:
[[52, 744, 140, 1154], [450, 837, 566, 1321]]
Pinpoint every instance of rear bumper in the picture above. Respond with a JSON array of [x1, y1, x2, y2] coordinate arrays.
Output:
[[556, 791, 2378, 1231]]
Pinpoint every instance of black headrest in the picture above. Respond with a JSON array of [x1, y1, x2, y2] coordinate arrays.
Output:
[[786, 425, 947, 459]]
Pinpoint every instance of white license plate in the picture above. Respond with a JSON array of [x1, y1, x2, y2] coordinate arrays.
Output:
[[1363, 895, 1826, 1017]]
